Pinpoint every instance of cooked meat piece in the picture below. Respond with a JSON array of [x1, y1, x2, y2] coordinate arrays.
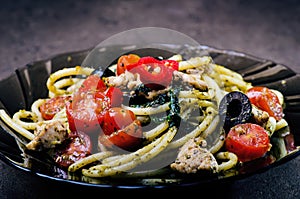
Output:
[[137, 87, 169, 100], [26, 120, 69, 150], [104, 70, 142, 90], [173, 70, 208, 90], [251, 104, 269, 127], [170, 137, 218, 174]]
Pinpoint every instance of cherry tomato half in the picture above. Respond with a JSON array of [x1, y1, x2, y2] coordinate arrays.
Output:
[[54, 130, 92, 168], [246, 86, 284, 121], [79, 74, 107, 92], [66, 90, 111, 134], [225, 123, 271, 162], [116, 54, 140, 76], [101, 107, 136, 135], [99, 119, 143, 151], [40, 95, 72, 120], [105, 86, 123, 107]]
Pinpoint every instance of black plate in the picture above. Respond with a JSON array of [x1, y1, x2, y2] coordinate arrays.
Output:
[[0, 44, 300, 189]]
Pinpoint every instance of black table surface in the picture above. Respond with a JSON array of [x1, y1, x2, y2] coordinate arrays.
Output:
[[1, 0, 300, 198]]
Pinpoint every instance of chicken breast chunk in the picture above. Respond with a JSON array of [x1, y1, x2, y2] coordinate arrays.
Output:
[[170, 137, 218, 174], [26, 120, 69, 150]]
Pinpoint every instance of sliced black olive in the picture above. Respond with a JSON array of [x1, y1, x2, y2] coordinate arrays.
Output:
[[219, 91, 252, 131]]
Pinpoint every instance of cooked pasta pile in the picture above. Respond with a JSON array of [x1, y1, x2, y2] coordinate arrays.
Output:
[[0, 53, 289, 178]]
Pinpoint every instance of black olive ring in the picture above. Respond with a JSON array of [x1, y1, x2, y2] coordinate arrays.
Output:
[[218, 91, 252, 131]]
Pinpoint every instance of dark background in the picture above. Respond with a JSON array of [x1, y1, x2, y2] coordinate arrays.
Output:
[[0, 0, 300, 198]]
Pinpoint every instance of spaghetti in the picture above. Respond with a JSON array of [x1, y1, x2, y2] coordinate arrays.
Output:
[[0, 53, 289, 178]]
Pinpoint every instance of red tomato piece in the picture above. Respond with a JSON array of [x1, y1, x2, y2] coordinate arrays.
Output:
[[40, 95, 72, 120], [99, 119, 143, 151], [79, 74, 107, 92], [225, 123, 271, 162], [101, 107, 136, 135], [105, 86, 123, 107], [116, 54, 140, 75], [66, 90, 111, 134], [246, 86, 284, 121], [161, 59, 179, 71], [54, 130, 92, 168], [117, 56, 179, 90], [128, 56, 175, 90]]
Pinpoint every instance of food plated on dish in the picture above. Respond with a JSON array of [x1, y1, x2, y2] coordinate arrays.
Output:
[[0, 45, 299, 187]]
